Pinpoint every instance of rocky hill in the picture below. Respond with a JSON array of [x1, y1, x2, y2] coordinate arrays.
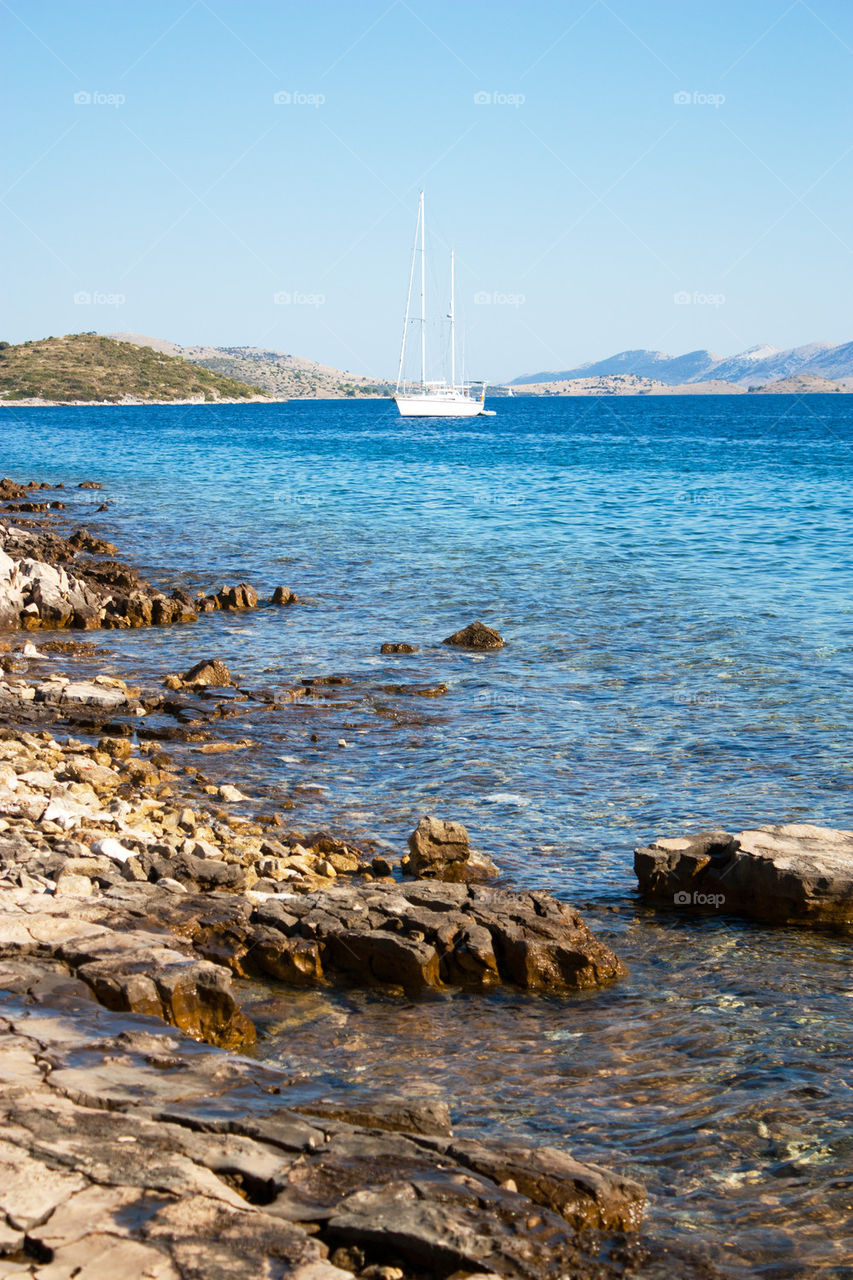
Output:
[[746, 373, 850, 394], [512, 340, 853, 389], [0, 334, 266, 403], [110, 333, 391, 399]]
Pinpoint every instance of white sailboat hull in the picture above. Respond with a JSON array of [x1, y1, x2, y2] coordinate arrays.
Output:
[[395, 391, 485, 418]]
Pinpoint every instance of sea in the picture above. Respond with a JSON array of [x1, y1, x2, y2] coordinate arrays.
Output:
[[2, 394, 852, 1277]]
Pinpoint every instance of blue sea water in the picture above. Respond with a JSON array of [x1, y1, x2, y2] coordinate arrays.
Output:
[[2, 394, 852, 1275], [2, 395, 852, 888]]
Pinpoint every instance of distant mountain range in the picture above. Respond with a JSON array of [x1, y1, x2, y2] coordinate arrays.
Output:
[[511, 341, 853, 388]]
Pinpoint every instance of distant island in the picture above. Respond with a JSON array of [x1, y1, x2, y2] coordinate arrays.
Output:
[[0, 334, 267, 404], [0, 333, 393, 405], [509, 372, 851, 396], [510, 340, 853, 393]]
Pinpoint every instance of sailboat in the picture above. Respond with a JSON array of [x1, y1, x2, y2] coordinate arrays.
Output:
[[394, 192, 492, 418]]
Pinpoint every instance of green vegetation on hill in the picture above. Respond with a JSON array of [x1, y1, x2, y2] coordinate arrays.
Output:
[[0, 334, 267, 402]]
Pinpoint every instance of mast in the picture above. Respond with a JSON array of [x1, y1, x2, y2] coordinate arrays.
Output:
[[419, 190, 426, 388], [396, 196, 420, 393], [450, 248, 456, 389]]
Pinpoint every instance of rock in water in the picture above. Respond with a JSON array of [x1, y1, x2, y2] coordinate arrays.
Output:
[[404, 814, 470, 880], [216, 583, 258, 610], [380, 641, 419, 654], [181, 658, 232, 687], [634, 823, 853, 929], [443, 620, 505, 650], [271, 585, 298, 604], [402, 816, 499, 883]]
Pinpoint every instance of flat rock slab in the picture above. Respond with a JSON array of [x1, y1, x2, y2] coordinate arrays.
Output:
[[0, 896, 255, 1050], [634, 823, 853, 929], [0, 976, 645, 1278], [186, 879, 627, 995]]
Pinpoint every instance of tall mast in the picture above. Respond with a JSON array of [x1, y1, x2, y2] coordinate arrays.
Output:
[[419, 190, 426, 388], [396, 195, 420, 393], [450, 249, 456, 389]]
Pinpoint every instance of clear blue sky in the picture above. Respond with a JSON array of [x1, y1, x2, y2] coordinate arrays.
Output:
[[2, 0, 852, 381]]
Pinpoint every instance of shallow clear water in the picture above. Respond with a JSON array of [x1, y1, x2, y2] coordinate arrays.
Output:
[[2, 395, 852, 1274]]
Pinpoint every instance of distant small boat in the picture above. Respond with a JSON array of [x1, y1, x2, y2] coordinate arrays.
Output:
[[394, 192, 491, 418], [507, 387, 514, 397]]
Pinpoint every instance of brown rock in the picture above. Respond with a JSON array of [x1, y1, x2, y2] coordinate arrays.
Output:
[[68, 527, 119, 555], [216, 583, 258, 610], [448, 1138, 646, 1232], [443, 620, 505, 649], [634, 823, 853, 928], [404, 815, 495, 883], [380, 642, 419, 654], [271, 585, 298, 604], [181, 658, 232, 687], [325, 929, 442, 990]]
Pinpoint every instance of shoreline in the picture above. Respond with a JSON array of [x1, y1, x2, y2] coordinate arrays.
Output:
[[0, 396, 391, 408], [3, 388, 850, 407], [0, 479, 648, 1278]]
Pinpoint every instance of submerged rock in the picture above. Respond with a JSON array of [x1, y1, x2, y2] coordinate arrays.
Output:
[[443, 620, 505, 650], [380, 642, 419, 654], [634, 823, 853, 928]]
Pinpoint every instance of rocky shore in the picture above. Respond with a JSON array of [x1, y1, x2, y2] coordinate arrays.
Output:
[[0, 480, 645, 1278]]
